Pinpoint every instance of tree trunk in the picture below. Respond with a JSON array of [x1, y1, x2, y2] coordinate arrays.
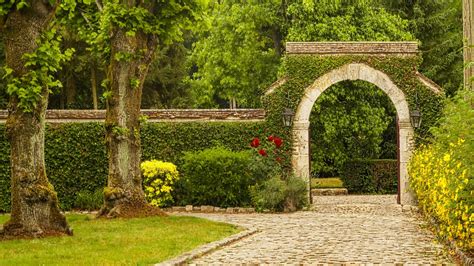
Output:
[[464, 0, 474, 90], [1, 1, 71, 238], [98, 27, 158, 218], [91, 64, 99, 110], [65, 73, 77, 108]]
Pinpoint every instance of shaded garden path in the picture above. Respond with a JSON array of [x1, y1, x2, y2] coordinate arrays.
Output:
[[185, 195, 453, 264]]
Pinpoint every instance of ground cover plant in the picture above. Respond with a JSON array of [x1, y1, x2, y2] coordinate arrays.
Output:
[[0, 214, 240, 264]]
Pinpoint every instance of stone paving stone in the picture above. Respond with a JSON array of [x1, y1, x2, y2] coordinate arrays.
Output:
[[184, 195, 453, 265]]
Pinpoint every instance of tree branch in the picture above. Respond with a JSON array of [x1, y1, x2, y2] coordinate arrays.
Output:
[[95, 0, 103, 12]]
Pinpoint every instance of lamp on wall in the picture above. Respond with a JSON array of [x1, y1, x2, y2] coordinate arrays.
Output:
[[282, 107, 295, 127], [410, 93, 422, 128]]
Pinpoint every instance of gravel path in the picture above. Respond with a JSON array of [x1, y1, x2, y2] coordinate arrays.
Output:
[[182, 195, 453, 265]]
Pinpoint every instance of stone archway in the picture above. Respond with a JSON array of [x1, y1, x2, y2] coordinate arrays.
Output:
[[292, 63, 416, 205]]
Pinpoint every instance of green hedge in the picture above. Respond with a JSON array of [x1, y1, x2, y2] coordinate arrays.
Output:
[[340, 159, 397, 194], [179, 147, 256, 207], [0, 121, 265, 212]]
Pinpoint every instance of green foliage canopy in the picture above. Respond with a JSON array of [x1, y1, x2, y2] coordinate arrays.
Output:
[[188, 0, 284, 107], [1, 1, 75, 112]]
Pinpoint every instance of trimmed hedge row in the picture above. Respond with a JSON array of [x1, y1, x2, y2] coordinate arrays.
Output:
[[0, 121, 265, 211], [340, 159, 398, 194], [179, 147, 257, 207]]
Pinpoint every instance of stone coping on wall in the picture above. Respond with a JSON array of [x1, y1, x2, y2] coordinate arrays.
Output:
[[286, 42, 419, 55], [0, 109, 266, 123]]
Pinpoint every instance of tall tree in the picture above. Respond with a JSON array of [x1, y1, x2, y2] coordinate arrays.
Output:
[[189, 0, 287, 108], [382, 0, 464, 96], [98, 0, 200, 217], [464, 0, 473, 89], [0, 0, 73, 237]]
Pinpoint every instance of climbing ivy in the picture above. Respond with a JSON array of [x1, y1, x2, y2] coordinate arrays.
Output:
[[264, 54, 445, 150]]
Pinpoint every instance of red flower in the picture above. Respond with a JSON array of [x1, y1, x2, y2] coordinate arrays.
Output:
[[267, 135, 274, 141], [258, 149, 267, 156], [250, 138, 260, 148], [276, 157, 283, 163], [273, 137, 283, 148]]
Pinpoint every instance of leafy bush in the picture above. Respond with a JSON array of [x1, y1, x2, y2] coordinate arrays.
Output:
[[250, 176, 286, 211], [340, 159, 397, 194], [141, 160, 179, 207], [178, 147, 257, 207], [409, 90, 473, 252], [73, 189, 103, 211], [0, 121, 264, 212], [284, 175, 308, 211], [248, 135, 290, 180], [250, 175, 307, 212]]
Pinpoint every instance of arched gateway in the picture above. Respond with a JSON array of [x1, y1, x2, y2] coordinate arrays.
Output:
[[265, 42, 443, 206]]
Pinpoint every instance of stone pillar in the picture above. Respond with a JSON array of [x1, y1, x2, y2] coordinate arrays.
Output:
[[292, 121, 311, 201], [398, 121, 417, 205]]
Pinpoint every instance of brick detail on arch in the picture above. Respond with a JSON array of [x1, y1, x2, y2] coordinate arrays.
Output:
[[292, 63, 416, 205]]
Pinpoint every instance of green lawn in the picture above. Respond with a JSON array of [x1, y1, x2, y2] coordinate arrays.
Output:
[[311, 177, 344, 188], [0, 214, 240, 265]]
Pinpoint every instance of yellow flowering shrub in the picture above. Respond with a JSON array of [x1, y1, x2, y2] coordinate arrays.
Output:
[[409, 90, 473, 252], [409, 140, 472, 251], [140, 160, 179, 207]]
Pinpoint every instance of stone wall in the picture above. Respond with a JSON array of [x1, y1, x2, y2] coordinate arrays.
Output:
[[286, 42, 418, 55], [0, 109, 266, 123]]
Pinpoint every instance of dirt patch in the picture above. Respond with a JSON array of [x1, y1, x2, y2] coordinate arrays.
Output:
[[118, 203, 167, 218], [97, 202, 167, 219]]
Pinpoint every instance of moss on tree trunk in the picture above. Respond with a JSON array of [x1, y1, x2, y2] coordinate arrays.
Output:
[[1, 0, 71, 238], [99, 25, 159, 218]]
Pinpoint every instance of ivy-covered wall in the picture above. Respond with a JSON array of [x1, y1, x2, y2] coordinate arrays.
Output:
[[0, 122, 266, 212], [264, 55, 444, 142]]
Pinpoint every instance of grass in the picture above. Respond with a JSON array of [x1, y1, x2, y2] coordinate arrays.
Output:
[[0, 213, 240, 265], [311, 177, 344, 188]]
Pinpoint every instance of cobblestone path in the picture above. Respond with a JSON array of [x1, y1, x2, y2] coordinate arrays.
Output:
[[186, 195, 453, 264]]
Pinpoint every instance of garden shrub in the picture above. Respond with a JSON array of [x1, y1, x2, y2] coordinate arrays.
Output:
[[250, 175, 308, 212], [284, 175, 308, 211], [250, 176, 286, 211], [178, 147, 256, 207], [0, 121, 264, 212], [73, 189, 103, 211], [409, 90, 473, 252], [248, 135, 307, 212], [340, 159, 397, 194], [141, 160, 179, 207]]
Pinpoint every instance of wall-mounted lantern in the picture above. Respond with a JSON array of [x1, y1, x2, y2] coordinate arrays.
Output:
[[282, 107, 295, 127], [410, 108, 422, 129]]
